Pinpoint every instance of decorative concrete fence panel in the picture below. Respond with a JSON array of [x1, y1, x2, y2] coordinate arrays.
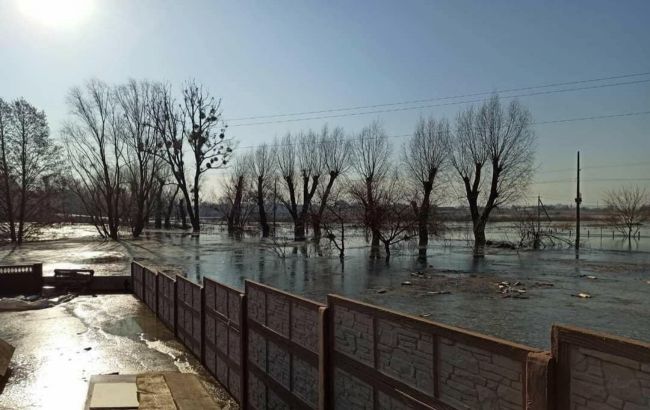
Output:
[[245, 280, 327, 410], [204, 278, 246, 404], [143, 267, 157, 314], [132, 262, 144, 301], [327, 295, 549, 410], [176, 276, 203, 359], [552, 325, 650, 410], [0, 263, 43, 296], [157, 272, 176, 331]]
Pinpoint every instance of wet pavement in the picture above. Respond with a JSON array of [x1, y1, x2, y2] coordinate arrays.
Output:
[[0, 295, 236, 410]]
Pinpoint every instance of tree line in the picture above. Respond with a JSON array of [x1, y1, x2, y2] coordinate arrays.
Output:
[[0, 79, 233, 242], [2, 82, 646, 258], [222, 95, 536, 258]]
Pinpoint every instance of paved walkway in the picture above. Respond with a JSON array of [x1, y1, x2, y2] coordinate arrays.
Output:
[[0, 295, 236, 409]]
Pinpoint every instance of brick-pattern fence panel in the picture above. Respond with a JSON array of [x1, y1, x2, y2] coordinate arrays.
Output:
[[245, 280, 326, 410], [132, 262, 144, 301], [157, 273, 176, 331], [143, 267, 157, 314], [176, 276, 203, 359], [553, 325, 650, 410], [204, 278, 246, 404], [328, 295, 544, 410], [0, 263, 43, 296]]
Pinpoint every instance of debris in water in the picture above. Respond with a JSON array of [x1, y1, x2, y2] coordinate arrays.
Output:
[[401, 281, 412, 286], [420, 313, 432, 318], [410, 271, 425, 278], [376, 288, 387, 294], [497, 281, 528, 298], [426, 291, 451, 295], [580, 274, 597, 280], [534, 282, 554, 287], [572, 293, 592, 299]]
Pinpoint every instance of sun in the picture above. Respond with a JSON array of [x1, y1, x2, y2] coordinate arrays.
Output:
[[17, 0, 93, 28]]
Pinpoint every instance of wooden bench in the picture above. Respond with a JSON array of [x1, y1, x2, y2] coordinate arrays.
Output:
[[54, 269, 94, 292]]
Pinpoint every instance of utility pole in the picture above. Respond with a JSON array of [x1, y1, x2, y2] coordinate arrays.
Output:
[[273, 177, 277, 237], [537, 195, 541, 235], [534, 195, 541, 249], [575, 151, 582, 253]]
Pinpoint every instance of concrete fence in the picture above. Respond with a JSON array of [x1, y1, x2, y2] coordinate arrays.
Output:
[[552, 325, 650, 410], [0, 263, 43, 296], [130, 261, 649, 409]]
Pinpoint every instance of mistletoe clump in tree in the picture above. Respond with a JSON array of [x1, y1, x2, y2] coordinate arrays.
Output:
[[149, 80, 234, 233]]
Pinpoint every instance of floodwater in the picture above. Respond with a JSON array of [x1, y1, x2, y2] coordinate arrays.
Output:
[[1, 223, 649, 349]]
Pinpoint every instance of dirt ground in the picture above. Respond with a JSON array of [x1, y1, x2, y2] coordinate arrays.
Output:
[[0, 295, 236, 410]]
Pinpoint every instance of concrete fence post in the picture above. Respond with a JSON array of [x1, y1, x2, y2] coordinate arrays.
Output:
[[526, 351, 554, 410], [33, 263, 43, 294]]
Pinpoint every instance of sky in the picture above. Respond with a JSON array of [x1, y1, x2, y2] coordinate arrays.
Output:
[[0, 0, 649, 206]]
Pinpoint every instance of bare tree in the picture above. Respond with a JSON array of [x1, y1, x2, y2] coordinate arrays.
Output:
[[349, 121, 392, 258], [63, 80, 126, 240], [604, 186, 648, 240], [0, 98, 16, 241], [403, 116, 449, 259], [276, 132, 322, 240], [115, 79, 166, 237], [249, 143, 276, 237], [0, 98, 62, 243], [163, 184, 180, 229], [451, 96, 535, 257], [321, 183, 352, 260], [148, 81, 233, 234], [311, 125, 350, 240], [375, 170, 416, 259], [224, 155, 249, 233]]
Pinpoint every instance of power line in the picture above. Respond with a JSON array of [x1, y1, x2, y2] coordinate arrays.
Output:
[[534, 110, 650, 125], [227, 79, 650, 127], [226, 70, 650, 122], [538, 161, 650, 175], [534, 177, 650, 185], [232, 110, 650, 151]]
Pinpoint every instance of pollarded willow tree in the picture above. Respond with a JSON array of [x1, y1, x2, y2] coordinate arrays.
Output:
[[249, 143, 276, 238], [349, 121, 392, 258], [311, 125, 350, 240], [403, 116, 449, 259], [276, 131, 322, 241], [148, 80, 234, 234], [451, 95, 535, 257]]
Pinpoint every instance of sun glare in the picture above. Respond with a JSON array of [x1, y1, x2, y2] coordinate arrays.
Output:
[[17, 0, 93, 28]]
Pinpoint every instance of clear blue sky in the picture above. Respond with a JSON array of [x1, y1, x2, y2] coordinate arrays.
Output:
[[1, 0, 648, 205]]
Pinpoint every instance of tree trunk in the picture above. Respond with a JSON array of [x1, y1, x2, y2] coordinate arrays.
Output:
[[179, 199, 188, 229], [228, 176, 244, 234], [384, 240, 391, 260], [256, 178, 270, 238], [132, 217, 145, 238], [154, 184, 163, 229], [164, 186, 179, 229], [294, 215, 306, 241], [473, 222, 487, 258], [370, 229, 381, 259], [311, 215, 322, 241]]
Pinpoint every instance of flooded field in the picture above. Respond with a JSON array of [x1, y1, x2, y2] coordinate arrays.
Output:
[[1, 223, 649, 349]]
